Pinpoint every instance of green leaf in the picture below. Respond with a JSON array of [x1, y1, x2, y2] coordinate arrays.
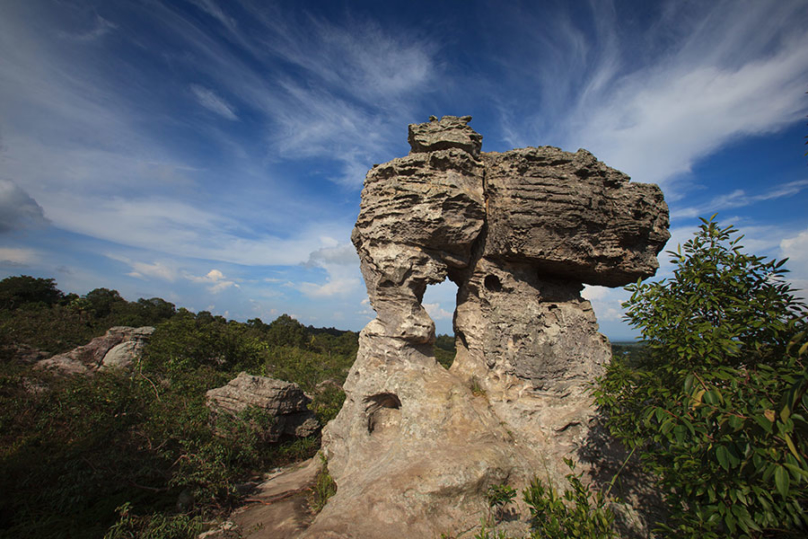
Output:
[[783, 463, 808, 482], [716, 446, 730, 471], [775, 465, 790, 498]]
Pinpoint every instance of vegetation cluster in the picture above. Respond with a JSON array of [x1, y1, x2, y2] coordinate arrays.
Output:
[[0, 278, 358, 538]]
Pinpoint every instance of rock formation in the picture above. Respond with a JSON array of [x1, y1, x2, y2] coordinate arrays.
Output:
[[35, 326, 154, 375], [207, 372, 320, 443], [303, 116, 669, 538]]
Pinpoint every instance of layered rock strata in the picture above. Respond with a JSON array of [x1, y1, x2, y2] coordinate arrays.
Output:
[[207, 372, 320, 443], [303, 116, 669, 538]]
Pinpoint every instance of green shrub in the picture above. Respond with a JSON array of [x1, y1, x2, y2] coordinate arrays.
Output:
[[486, 484, 517, 523], [474, 460, 617, 539], [594, 217, 808, 537], [309, 455, 337, 513]]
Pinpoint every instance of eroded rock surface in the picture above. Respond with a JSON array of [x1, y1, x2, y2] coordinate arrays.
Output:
[[35, 326, 154, 375], [303, 116, 669, 538], [207, 372, 320, 443]]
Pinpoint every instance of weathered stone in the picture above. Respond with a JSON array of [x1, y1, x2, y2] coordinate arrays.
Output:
[[407, 114, 482, 156], [483, 147, 669, 286], [300, 116, 669, 538], [100, 327, 154, 371], [206, 372, 320, 443], [35, 326, 154, 375]]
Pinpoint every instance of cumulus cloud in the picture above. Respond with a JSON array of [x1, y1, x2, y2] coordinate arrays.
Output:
[[299, 242, 362, 298], [190, 84, 238, 120], [0, 179, 49, 232], [424, 302, 453, 321], [187, 269, 239, 293]]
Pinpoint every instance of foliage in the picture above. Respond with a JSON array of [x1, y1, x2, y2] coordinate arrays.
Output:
[[104, 503, 204, 539], [486, 484, 517, 523], [470, 375, 486, 397], [522, 459, 616, 539], [0, 276, 359, 539], [474, 460, 617, 539], [309, 455, 338, 514], [0, 275, 63, 310], [594, 217, 808, 537], [143, 309, 267, 373], [435, 333, 457, 369]]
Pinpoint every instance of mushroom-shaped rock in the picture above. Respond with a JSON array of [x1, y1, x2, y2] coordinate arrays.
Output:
[[303, 116, 669, 539]]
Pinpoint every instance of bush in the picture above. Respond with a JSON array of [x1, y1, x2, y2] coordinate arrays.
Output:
[[594, 217, 808, 537], [474, 460, 617, 539]]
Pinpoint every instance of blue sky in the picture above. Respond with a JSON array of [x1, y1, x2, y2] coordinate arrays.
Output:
[[1, 0, 807, 340]]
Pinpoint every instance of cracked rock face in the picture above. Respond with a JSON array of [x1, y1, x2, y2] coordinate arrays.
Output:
[[303, 116, 669, 538]]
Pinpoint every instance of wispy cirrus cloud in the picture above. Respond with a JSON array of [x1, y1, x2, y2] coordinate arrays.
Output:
[[190, 84, 238, 121], [497, 0, 808, 193], [672, 180, 808, 219], [58, 15, 117, 42]]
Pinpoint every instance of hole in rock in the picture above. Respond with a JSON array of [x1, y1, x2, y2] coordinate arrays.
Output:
[[422, 279, 458, 369], [484, 274, 502, 292], [365, 393, 401, 434]]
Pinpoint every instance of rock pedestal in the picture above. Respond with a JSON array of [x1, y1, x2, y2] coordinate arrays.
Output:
[[303, 116, 669, 538]]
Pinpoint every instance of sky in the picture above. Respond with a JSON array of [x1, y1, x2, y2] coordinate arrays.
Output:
[[1, 0, 807, 340]]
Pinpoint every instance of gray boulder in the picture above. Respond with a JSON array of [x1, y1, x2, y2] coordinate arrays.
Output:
[[206, 372, 320, 442]]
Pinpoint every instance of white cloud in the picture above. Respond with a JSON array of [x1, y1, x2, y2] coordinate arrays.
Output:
[[781, 228, 808, 301], [190, 84, 238, 121], [582, 285, 609, 301], [189, 0, 238, 35], [502, 0, 808, 193], [299, 242, 362, 298], [106, 254, 178, 281], [672, 180, 808, 219], [299, 277, 361, 298], [424, 302, 453, 320], [0, 247, 39, 266], [0, 179, 48, 232], [128, 262, 176, 281], [186, 269, 239, 294], [58, 15, 117, 42], [305, 243, 358, 267]]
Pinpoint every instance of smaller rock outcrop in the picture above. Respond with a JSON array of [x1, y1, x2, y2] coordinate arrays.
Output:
[[35, 326, 154, 375], [206, 372, 320, 442]]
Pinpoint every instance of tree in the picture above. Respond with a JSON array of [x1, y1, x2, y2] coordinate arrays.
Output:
[[595, 216, 808, 537], [0, 275, 63, 310], [84, 288, 125, 319]]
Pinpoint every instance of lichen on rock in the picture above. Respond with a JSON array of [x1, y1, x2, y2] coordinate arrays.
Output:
[[302, 116, 669, 538]]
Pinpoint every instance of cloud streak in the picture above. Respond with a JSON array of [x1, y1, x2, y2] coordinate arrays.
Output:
[[498, 0, 808, 193], [672, 180, 808, 219], [190, 84, 238, 120]]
